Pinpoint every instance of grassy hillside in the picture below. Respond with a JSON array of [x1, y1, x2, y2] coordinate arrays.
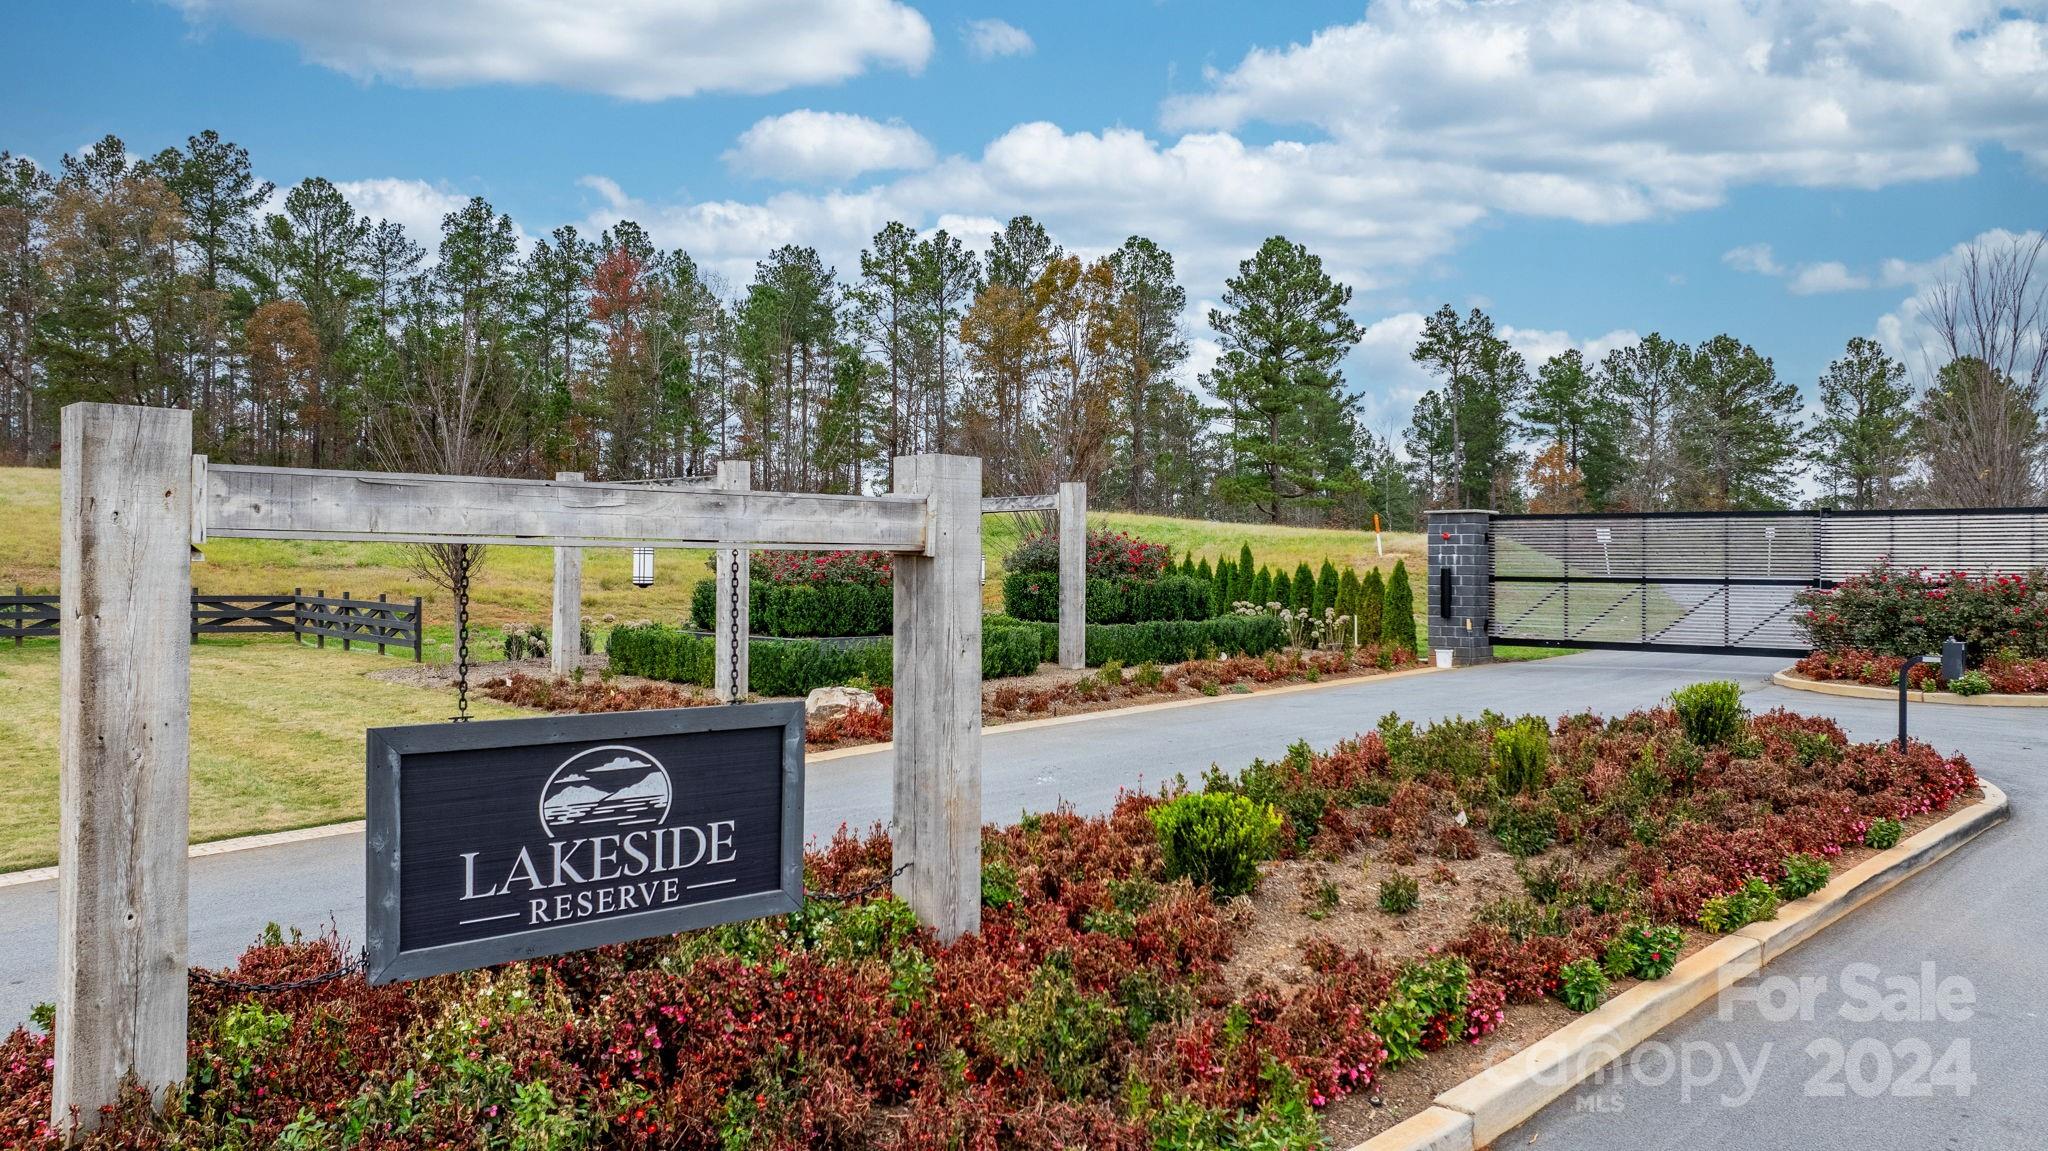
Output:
[[2, 467, 1423, 628]]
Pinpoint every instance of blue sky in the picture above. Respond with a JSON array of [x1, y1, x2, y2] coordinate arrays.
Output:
[[5, 1, 2045, 430]]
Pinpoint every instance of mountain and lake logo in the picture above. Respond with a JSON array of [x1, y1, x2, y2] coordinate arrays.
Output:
[[538, 744, 674, 837]]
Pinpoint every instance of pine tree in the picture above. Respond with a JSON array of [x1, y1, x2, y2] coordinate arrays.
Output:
[[1252, 566, 1273, 606], [1410, 305, 1529, 508], [1207, 236, 1364, 521], [1675, 334, 1806, 509], [1522, 349, 1625, 510], [1600, 334, 1687, 510], [1811, 336, 1915, 509], [1105, 236, 1191, 510], [1211, 557, 1234, 613], [1291, 561, 1315, 612], [1317, 560, 1341, 618], [1272, 569, 1293, 610], [1360, 568, 1386, 643], [1196, 556, 1213, 584], [1382, 560, 1417, 651]]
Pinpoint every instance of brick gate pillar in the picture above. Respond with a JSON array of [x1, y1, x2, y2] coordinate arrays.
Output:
[[1427, 509, 1493, 666]]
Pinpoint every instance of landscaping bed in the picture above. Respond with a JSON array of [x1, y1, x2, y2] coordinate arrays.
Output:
[[478, 643, 1427, 751], [1792, 648, 2048, 696], [2, 691, 1979, 1149], [1794, 561, 2048, 697]]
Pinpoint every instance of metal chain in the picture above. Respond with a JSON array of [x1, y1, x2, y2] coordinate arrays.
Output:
[[451, 544, 473, 722], [726, 546, 742, 704], [190, 951, 364, 995], [806, 861, 911, 903]]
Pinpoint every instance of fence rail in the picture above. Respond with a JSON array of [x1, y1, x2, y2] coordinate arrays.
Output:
[[4, 587, 421, 659], [1487, 507, 2048, 656]]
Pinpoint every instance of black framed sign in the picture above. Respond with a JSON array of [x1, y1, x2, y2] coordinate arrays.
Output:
[[364, 703, 804, 983]]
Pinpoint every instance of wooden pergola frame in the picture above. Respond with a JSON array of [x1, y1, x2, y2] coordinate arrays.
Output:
[[51, 403, 985, 1132], [546, 479, 1090, 686]]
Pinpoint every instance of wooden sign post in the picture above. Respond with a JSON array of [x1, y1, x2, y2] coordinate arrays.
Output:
[[978, 482, 1087, 670], [1055, 481, 1086, 670], [550, 472, 584, 677], [51, 401, 982, 1135], [53, 404, 193, 1125]]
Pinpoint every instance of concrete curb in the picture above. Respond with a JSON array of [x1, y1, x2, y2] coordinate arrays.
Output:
[[1346, 779, 2010, 1151], [0, 664, 1450, 882], [0, 819, 367, 891], [1772, 668, 2048, 708]]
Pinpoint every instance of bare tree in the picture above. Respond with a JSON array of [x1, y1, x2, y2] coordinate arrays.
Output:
[[1915, 232, 2048, 507]]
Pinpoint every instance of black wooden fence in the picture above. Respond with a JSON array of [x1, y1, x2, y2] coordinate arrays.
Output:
[[5, 587, 422, 659]]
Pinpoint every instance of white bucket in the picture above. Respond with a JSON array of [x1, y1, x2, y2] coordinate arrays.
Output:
[[1434, 648, 1454, 669]]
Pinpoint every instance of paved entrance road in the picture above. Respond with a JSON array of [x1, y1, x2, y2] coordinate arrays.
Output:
[[1, 651, 2038, 1147]]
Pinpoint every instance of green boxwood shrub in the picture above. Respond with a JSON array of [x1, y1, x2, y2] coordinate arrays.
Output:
[[1672, 680, 1745, 746], [1084, 615, 1288, 666], [982, 624, 1044, 678], [690, 579, 894, 637], [1002, 571, 1215, 625], [1778, 853, 1832, 899], [1949, 670, 1994, 696], [1698, 876, 1780, 933], [1863, 817, 1905, 849], [613, 618, 1048, 694], [1559, 957, 1609, 1012], [607, 623, 889, 696], [1491, 717, 1551, 796], [1151, 791, 1281, 899]]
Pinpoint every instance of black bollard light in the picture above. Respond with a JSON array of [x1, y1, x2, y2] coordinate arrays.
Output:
[[1897, 637, 1965, 753]]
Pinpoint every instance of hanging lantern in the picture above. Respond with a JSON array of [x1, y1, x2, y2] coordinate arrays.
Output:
[[631, 547, 655, 588]]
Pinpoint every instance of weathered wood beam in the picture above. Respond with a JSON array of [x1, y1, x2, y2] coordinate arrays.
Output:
[[892, 454, 983, 942], [54, 404, 191, 1134], [203, 464, 930, 552], [979, 494, 1056, 514]]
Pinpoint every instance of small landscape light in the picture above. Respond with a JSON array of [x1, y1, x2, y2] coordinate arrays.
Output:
[[631, 547, 655, 588]]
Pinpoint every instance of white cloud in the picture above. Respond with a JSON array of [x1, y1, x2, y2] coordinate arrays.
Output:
[[725, 110, 936, 183], [1872, 227, 2047, 378], [331, 177, 531, 250], [963, 18, 1034, 59], [1725, 244, 1878, 294], [1163, 0, 2048, 222], [1722, 243, 1784, 277], [165, 0, 934, 100], [1788, 261, 1872, 295]]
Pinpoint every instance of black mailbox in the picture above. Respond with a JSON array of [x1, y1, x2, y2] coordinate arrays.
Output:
[[1942, 638, 1966, 682]]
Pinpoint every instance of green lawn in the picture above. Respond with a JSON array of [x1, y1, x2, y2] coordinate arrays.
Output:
[[0, 637, 522, 871]]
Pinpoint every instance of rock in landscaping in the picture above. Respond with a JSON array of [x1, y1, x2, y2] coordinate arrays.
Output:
[[805, 685, 881, 720]]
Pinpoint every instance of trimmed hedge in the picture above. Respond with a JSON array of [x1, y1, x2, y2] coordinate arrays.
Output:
[[1001, 571, 1214, 625], [982, 613, 1289, 667], [1086, 615, 1288, 665], [690, 578, 894, 637], [610, 619, 1044, 694], [608, 624, 890, 696]]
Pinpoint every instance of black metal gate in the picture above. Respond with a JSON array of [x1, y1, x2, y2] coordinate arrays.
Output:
[[1489, 508, 2048, 657]]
